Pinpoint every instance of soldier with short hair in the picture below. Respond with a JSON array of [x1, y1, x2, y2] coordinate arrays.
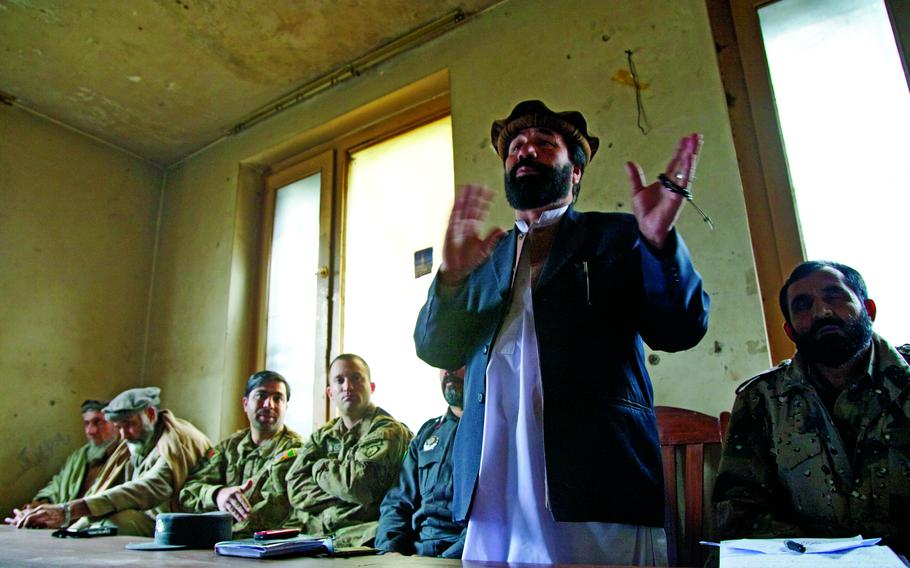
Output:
[[714, 260, 910, 555], [285, 354, 412, 547], [4, 400, 118, 526], [179, 370, 303, 536], [15, 386, 211, 536]]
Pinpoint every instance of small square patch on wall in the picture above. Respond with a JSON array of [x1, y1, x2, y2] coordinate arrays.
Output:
[[414, 247, 433, 278]]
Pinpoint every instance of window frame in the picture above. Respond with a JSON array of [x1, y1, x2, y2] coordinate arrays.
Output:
[[706, 0, 909, 363], [253, 91, 450, 429]]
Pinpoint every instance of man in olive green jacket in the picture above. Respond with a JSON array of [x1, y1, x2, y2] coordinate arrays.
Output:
[[4, 400, 118, 526], [180, 370, 303, 537], [285, 354, 412, 547]]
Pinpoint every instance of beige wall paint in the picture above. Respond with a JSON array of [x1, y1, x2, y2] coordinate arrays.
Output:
[[147, 0, 773, 442], [0, 107, 163, 514]]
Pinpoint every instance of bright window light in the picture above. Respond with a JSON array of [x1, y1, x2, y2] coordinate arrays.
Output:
[[343, 117, 455, 432], [265, 173, 321, 436], [760, 0, 910, 341]]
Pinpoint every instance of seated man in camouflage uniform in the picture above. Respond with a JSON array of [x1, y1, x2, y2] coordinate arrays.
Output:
[[180, 370, 303, 536], [714, 261, 910, 554], [376, 367, 466, 558], [285, 354, 412, 547], [16, 387, 211, 536], [5, 400, 118, 526]]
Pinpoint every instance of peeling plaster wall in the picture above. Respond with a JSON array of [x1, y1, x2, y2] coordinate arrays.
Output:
[[0, 107, 162, 515], [147, 0, 772, 441]]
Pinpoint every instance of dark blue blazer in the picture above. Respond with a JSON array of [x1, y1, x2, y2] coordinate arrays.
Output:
[[414, 208, 710, 527]]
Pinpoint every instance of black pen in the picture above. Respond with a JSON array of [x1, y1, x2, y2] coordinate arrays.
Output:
[[785, 540, 806, 553]]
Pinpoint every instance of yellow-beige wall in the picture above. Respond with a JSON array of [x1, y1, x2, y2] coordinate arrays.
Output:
[[1, 0, 777, 515], [0, 106, 163, 514], [146, 0, 772, 440]]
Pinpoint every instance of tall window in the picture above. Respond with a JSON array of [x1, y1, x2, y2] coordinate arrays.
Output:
[[709, 0, 910, 360], [258, 97, 452, 436], [342, 117, 454, 432], [758, 0, 910, 341], [260, 152, 333, 436]]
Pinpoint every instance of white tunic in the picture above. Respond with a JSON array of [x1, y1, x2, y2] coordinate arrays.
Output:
[[463, 207, 667, 565]]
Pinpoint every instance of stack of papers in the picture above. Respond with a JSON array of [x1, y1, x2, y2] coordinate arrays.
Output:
[[704, 536, 906, 567], [215, 536, 333, 559]]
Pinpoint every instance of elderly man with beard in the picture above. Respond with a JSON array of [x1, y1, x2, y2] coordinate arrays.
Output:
[[180, 370, 303, 536], [714, 261, 910, 554], [16, 386, 211, 536], [414, 100, 710, 565], [375, 367, 466, 558], [5, 400, 118, 526]]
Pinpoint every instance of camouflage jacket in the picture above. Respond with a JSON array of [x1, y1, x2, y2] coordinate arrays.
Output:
[[179, 426, 303, 537], [714, 334, 910, 552], [284, 405, 412, 547]]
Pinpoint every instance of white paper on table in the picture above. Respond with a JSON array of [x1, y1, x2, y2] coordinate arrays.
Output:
[[718, 545, 906, 568], [718, 535, 880, 555]]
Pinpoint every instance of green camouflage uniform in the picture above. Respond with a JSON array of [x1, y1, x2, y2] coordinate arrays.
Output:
[[32, 442, 113, 504], [179, 426, 303, 537], [285, 405, 412, 547], [714, 334, 910, 553]]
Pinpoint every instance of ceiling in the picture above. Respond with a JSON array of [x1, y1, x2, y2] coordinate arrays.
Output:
[[0, 0, 500, 166]]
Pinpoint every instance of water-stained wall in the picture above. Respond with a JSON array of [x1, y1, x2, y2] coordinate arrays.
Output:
[[0, 107, 162, 515], [146, 0, 772, 440]]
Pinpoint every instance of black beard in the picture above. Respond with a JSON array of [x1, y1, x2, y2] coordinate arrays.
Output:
[[504, 159, 573, 210], [792, 313, 873, 366], [442, 379, 464, 408]]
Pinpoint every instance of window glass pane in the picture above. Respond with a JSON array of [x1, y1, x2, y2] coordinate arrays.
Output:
[[760, 0, 910, 339], [343, 117, 454, 431], [266, 173, 321, 436]]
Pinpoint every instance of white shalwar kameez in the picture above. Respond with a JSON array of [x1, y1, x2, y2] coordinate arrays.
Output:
[[463, 207, 667, 565]]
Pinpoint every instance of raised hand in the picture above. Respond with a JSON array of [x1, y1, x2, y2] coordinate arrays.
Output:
[[216, 478, 254, 522], [439, 184, 506, 286], [625, 133, 703, 250]]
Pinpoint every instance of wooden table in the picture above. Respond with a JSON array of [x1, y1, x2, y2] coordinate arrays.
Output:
[[0, 526, 657, 567]]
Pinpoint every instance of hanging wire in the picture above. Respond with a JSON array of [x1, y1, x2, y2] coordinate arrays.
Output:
[[625, 49, 650, 135]]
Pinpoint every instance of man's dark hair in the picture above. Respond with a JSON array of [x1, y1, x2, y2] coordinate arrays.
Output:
[[779, 260, 869, 325], [329, 353, 371, 381], [566, 141, 587, 201], [244, 370, 291, 400]]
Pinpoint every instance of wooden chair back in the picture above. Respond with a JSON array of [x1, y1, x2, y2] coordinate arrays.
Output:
[[655, 406, 727, 567]]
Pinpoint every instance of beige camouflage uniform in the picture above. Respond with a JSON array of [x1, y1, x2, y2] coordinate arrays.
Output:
[[179, 426, 303, 537], [285, 405, 412, 547], [714, 334, 910, 553]]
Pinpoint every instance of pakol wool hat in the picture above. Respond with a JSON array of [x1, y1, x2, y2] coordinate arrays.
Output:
[[491, 99, 600, 164]]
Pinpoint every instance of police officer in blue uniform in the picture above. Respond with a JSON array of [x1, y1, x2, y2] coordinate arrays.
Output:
[[375, 367, 465, 557]]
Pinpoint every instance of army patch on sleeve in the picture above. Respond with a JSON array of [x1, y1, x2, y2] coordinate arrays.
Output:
[[274, 448, 298, 463], [360, 442, 383, 459]]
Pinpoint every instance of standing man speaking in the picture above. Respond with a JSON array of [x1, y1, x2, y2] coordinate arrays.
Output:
[[414, 100, 710, 565]]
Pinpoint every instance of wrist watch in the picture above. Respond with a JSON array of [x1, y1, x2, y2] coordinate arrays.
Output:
[[62, 502, 72, 526]]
